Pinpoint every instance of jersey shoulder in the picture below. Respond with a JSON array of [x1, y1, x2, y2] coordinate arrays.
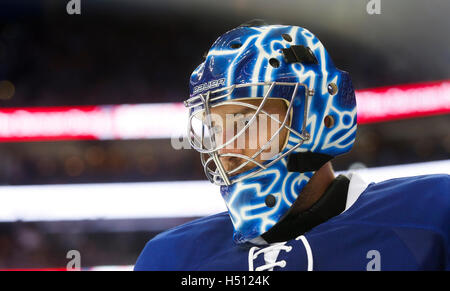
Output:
[[368, 173, 449, 207], [134, 211, 233, 271], [342, 174, 449, 232]]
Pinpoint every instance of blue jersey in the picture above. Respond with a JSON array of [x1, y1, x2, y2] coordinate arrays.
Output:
[[134, 174, 449, 271]]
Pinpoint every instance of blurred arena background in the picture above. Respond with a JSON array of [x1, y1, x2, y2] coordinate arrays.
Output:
[[0, 0, 449, 270]]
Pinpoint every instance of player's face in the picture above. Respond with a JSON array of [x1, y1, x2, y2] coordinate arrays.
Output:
[[208, 98, 289, 175]]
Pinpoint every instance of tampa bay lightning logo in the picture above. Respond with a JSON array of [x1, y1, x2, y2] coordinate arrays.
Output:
[[191, 25, 357, 243]]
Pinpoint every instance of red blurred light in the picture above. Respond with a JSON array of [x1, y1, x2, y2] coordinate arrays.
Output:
[[0, 80, 448, 142]]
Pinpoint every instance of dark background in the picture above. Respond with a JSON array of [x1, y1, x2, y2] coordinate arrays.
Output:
[[0, 0, 448, 269]]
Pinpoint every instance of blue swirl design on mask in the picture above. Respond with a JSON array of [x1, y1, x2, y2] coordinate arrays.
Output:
[[189, 25, 357, 243], [220, 149, 314, 244]]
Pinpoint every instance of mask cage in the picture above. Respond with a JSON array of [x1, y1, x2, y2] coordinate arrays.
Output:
[[184, 82, 314, 186]]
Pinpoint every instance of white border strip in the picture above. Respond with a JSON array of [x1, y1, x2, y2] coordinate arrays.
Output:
[[347, 159, 450, 183], [0, 180, 223, 222], [0, 160, 448, 222]]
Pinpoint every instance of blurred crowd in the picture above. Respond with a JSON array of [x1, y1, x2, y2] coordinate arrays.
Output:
[[1, 5, 440, 108], [0, 2, 448, 269], [0, 12, 219, 107], [0, 123, 449, 186], [0, 221, 158, 269], [0, 12, 448, 186]]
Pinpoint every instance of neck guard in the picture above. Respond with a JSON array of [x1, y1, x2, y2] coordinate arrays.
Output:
[[261, 174, 350, 243]]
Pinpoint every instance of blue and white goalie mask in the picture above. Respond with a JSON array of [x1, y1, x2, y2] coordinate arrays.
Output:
[[185, 24, 357, 244]]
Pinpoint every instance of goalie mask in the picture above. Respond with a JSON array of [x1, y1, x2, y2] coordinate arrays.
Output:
[[185, 24, 357, 244]]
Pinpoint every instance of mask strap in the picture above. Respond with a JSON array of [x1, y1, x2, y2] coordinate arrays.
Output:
[[286, 152, 333, 172]]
